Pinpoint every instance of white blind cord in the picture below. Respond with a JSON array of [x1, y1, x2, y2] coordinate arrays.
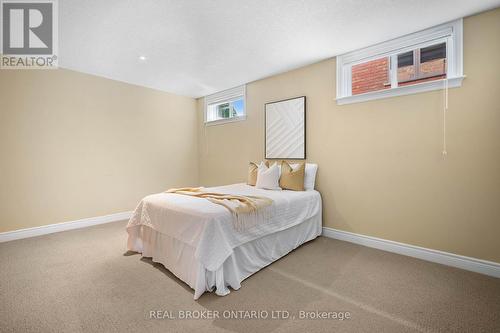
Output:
[[442, 78, 449, 159]]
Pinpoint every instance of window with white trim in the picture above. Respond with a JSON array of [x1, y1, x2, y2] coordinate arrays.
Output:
[[204, 85, 246, 125], [336, 19, 464, 105]]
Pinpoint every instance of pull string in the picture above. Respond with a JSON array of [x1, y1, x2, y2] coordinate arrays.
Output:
[[442, 78, 448, 159]]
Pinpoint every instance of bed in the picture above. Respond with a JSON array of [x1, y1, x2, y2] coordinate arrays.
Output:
[[127, 183, 322, 299]]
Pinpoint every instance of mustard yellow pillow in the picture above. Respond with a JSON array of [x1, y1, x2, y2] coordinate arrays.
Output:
[[279, 161, 305, 191], [247, 161, 269, 186]]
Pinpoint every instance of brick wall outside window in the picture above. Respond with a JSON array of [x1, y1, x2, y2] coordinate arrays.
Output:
[[352, 57, 446, 94], [398, 58, 446, 85], [351, 57, 390, 95]]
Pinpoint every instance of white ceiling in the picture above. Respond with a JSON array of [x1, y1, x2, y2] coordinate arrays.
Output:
[[59, 0, 500, 98]]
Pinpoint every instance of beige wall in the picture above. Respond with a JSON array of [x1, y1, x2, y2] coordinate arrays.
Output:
[[0, 69, 198, 232], [198, 9, 500, 262]]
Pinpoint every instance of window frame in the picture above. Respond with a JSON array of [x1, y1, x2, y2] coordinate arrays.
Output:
[[204, 85, 246, 126], [396, 43, 447, 84], [336, 18, 464, 105]]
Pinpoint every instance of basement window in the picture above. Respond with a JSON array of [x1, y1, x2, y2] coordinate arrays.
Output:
[[397, 43, 447, 85], [336, 19, 464, 105], [204, 85, 246, 125]]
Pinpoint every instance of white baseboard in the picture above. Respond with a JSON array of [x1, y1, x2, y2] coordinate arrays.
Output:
[[0, 211, 133, 243], [322, 227, 500, 278]]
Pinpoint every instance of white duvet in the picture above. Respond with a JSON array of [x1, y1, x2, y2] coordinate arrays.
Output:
[[127, 183, 321, 295]]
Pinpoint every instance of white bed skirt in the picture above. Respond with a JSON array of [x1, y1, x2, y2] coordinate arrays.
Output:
[[127, 213, 322, 299]]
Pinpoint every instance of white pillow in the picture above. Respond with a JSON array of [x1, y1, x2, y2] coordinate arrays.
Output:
[[291, 163, 318, 190], [271, 162, 281, 176], [255, 162, 282, 190]]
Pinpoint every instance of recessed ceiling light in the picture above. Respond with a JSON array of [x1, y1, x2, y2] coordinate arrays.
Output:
[[139, 56, 147, 61]]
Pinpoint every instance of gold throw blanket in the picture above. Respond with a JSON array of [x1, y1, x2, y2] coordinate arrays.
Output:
[[165, 187, 274, 230]]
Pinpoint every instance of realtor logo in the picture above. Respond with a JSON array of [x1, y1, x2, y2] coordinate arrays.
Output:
[[1, 0, 58, 69]]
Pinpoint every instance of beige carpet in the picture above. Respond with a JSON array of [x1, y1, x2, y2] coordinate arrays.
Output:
[[0, 221, 499, 333]]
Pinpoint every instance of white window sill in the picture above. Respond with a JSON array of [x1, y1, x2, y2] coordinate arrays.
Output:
[[336, 76, 465, 105], [204, 115, 246, 126]]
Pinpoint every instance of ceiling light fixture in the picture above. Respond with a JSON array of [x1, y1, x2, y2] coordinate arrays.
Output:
[[138, 56, 147, 61]]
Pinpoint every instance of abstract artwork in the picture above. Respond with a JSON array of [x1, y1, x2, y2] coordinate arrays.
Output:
[[265, 96, 306, 159]]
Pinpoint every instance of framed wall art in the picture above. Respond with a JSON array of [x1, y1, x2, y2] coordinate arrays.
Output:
[[265, 96, 306, 159]]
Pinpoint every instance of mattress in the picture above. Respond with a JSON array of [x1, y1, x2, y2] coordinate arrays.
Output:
[[127, 183, 322, 298]]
